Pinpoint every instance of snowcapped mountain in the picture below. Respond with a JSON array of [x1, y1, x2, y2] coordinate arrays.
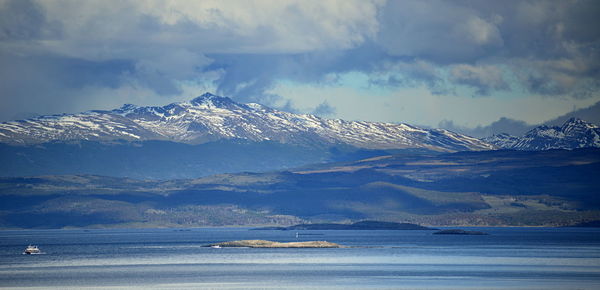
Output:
[[483, 118, 600, 150], [0, 93, 493, 151]]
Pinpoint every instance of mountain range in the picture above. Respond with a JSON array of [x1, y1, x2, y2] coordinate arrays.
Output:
[[3, 93, 598, 155], [484, 118, 600, 151], [0, 93, 492, 152]]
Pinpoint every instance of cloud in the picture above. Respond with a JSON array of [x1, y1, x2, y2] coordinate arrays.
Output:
[[129, 49, 213, 95], [440, 100, 600, 137], [0, 0, 599, 125], [374, 0, 600, 98], [449, 64, 509, 96], [469, 0, 600, 97], [0, 0, 61, 41], [514, 58, 600, 98], [369, 60, 445, 93], [311, 101, 336, 117], [376, 0, 504, 64], [137, 0, 382, 53], [439, 117, 534, 138], [544, 101, 600, 126], [0, 0, 386, 119]]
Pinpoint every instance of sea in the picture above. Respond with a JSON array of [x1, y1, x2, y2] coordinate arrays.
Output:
[[1, 227, 600, 289]]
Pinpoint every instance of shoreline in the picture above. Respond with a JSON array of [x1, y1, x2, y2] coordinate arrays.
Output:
[[1, 225, 595, 231]]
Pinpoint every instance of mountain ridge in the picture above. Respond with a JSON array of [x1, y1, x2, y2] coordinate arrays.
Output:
[[0, 93, 493, 152], [484, 118, 600, 150]]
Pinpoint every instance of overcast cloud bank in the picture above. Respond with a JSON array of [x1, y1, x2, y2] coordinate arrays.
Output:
[[1, 0, 599, 128]]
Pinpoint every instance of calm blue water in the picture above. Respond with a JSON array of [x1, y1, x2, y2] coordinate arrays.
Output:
[[1, 227, 600, 289]]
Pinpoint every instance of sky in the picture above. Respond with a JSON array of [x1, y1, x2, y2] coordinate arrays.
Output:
[[1, 0, 599, 131]]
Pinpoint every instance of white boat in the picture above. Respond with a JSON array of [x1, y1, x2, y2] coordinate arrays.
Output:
[[23, 245, 41, 255], [211, 245, 221, 248]]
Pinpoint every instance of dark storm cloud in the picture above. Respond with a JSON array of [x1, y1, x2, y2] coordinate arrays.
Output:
[[0, 53, 134, 119], [376, 0, 504, 64], [207, 46, 390, 104], [0, 0, 47, 40], [374, 0, 600, 97]]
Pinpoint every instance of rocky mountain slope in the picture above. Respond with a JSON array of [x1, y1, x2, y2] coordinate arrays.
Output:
[[0, 93, 493, 152], [483, 118, 600, 150]]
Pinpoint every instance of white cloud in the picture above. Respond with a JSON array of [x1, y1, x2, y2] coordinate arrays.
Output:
[[38, 0, 383, 55]]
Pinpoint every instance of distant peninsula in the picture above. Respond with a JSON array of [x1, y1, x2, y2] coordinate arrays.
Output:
[[569, 220, 600, 228], [433, 229, 489, 235], [255, 220, 435, 231], [206, 240, 342, 248]]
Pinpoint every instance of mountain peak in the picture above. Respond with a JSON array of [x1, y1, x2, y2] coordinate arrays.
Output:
[[112, 103, 139, 115], [119, 104, 138, 111], [562, 117, 595, 128], [195, 92, 219, 99], [561, 117, 597, 136], [564, 117, 585, 125], [190, 92, 237, 108]]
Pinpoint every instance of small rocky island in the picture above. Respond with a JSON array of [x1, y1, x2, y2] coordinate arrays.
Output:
[[433, 229, 488, 235], [206, 240, 342, 248]]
